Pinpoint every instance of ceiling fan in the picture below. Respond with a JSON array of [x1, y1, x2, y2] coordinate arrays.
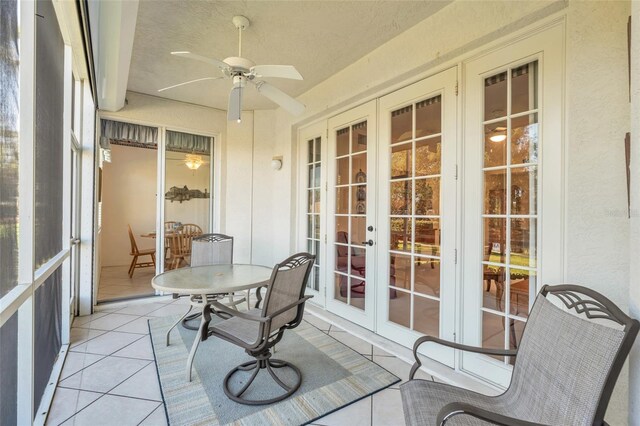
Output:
[[159, 15, 305, 122], [167, 153, 210, 170]]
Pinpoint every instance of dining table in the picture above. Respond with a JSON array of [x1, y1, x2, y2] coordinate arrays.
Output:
[[151, 264, 273, 381]]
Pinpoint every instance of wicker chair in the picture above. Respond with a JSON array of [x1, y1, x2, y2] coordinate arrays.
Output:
[[202, 252, 315, 405], [400, 284, 639, 426]]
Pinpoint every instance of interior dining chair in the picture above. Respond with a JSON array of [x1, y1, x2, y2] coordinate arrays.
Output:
[[400, 284, 639, 425], [201, 252, 315, 405], [127, 224, 156, 278], [165, 233, 189, 270]]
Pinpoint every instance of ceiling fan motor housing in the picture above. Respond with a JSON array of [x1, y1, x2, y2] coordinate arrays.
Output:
[[223, 56, 256, 74]]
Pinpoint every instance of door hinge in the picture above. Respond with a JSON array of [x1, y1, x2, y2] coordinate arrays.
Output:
[[324, 234, 327, 243], [325, 181, 328, 191], [455, 164, 458, 180], [454, 249, 458, 264], [455, 81, 459, 96]]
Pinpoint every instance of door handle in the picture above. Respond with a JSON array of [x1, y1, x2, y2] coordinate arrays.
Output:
[[361, 240, 374, 246]]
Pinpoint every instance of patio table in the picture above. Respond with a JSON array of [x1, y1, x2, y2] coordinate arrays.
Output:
[[151, 264, 272, 380]]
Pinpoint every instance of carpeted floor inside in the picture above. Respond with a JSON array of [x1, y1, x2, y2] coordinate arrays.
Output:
[[149, 314, 400, 425]]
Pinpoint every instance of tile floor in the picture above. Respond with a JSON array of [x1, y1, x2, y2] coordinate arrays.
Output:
[[97, 266, 156, 302], [46, 296, 438, 426]]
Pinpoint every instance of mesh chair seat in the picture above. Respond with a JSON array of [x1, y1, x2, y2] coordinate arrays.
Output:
[[401, 380, 496, 426], [211, 308, 262, 345], [400, 286, 638, 426]]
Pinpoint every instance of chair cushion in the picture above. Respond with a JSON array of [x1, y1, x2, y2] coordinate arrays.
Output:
[[400, 380, 497, 426], [211, 308, 262, 345]]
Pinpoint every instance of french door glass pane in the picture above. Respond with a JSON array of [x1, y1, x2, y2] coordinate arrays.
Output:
[[387, 94, 443, 334], [333, 123, 368, 309], [305, 136, 321, 291], [481, 61, 539, 361], [0, 0, 20, 297]]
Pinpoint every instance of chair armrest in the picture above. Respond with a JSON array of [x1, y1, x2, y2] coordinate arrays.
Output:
[[436, 402, 546, 426], [209, 300, 269, 323], [409, 335, 517, 379], [266, 296, 313, 320], [254, 282, 269, 309]]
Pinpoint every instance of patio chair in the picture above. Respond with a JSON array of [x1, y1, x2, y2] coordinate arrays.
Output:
[[172, 234, 248, 337], [202, 252, 315, 405], [400, 284, 639, 426], [127, 224, 156, 278]]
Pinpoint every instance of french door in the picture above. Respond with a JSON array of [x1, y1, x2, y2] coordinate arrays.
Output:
[[376, 67, 458, 367], [461, 25, 563, 386], [326, 101, 377, 329]]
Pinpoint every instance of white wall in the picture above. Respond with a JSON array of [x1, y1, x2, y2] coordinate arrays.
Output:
[[101, 144, 156, 266]]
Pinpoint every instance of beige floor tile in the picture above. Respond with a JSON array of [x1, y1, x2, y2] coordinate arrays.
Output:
[[60, 352, 105, 380], [72, 312, 110, 327], [61, 394, 160, 426], [74, 313, 140, 331], [45, 388, 102, 426], [114, 316, 154, 334], [112, 335, 154, 360], [70, 331, 145, 356], [372, 388, 404, 426], [109, 364, 162, 401], [146, 303, 191, 317], [315, 395, 372, 426], [59, 356, 150, 393], [373, 355, 431, 388], [69, 328, 108, 348]]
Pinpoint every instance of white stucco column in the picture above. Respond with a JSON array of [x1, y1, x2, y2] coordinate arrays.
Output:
[[630, 2, 640, 423]]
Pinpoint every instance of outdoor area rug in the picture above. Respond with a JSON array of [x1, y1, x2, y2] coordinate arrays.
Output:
[[148, 314, 400, 425]]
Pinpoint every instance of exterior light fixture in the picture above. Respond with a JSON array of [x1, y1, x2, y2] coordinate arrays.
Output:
[[271, 156, 283, 171]]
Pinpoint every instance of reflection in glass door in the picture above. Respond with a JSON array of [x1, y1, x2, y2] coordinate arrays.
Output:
[[162, 130, 214, 271], [326, 101, 377, 329], [377, 68, 457, 366]]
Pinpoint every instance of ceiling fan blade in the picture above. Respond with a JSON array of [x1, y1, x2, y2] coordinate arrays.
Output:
[[255, 81, 305, 116], [171, 51, 229, 71], [227, 86, 243, 122], [250, 65, 303, 80], [158, 77, 223, 92]]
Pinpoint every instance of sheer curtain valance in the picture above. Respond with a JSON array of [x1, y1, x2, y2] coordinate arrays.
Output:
[[100, 119, 158, 149], [166, 130, 211, 154]]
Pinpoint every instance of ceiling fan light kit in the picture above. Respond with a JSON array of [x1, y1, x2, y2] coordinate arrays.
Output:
[[160, 15, 306, 122]]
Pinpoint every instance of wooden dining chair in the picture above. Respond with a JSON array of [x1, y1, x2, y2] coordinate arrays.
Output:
[[127, 225, 156, 278], [181, 223, 203, 237], [165, 233, 189, 270]]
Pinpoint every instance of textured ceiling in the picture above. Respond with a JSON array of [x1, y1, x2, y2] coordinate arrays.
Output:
[[127, 1, 450, 111]]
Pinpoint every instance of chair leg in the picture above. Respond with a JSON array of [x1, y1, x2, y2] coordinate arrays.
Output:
[[151, 253, 156, 268], [186, 312, 206, 381], [129, 256, 137, 278], [166, 304, 193, 346]]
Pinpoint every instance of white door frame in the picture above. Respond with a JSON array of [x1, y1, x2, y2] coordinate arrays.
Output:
[[460, 23, 564, 387], [326, 100, 378, 330], [376, 67, 458, 367]]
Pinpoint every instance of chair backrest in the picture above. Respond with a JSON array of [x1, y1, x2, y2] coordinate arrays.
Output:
[[181, 223, 203, 236], [166, 233, 189, 256], [504, 284, 639, 425], [127, 225, 139, 255], [261, 253, 315, 334], [190, 233, 233, 267], [164, 221, 176, 232]]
